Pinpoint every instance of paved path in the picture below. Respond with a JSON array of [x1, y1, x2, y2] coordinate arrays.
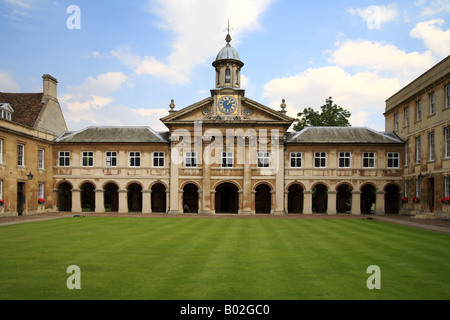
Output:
[[1, 213, 450, 235]]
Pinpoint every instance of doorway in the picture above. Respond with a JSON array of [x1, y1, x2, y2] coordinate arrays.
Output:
[[215, 183, 239, 214], [428, 178, 435, 213], [17, 182, 25, 216]]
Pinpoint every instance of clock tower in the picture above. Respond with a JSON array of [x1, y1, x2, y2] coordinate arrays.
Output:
[[212, 28, 245, 118]]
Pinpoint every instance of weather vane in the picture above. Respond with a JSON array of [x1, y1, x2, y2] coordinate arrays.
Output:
[[224, 19, 234, 44]]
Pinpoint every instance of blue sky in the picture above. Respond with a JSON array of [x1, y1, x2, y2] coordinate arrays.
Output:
[[1, 0, 449, 132]]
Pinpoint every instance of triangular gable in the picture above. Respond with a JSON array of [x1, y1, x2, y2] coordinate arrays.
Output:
[[160, 96, 294, 125]]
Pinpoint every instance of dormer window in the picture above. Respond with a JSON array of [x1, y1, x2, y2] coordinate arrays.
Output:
[[0, 103, 13, 121]]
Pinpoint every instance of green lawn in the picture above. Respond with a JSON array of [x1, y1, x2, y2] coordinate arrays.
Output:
[[0, 216, 449, 300]]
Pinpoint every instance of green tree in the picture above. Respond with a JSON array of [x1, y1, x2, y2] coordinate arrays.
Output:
[[293, 97, 351, 132]]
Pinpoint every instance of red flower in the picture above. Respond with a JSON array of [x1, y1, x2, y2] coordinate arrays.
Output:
[[0, 199, 4, 205]]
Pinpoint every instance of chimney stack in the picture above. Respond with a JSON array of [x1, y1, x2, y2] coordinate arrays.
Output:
[[42, 74, 58, 100]]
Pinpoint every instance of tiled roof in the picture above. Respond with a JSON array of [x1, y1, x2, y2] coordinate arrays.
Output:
[[0, 92, 44, 127], [286, 127, 404, 144], [55, 126, 169, 143]]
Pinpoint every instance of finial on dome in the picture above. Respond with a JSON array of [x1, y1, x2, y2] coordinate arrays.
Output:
[[225, 19, 232, 45]]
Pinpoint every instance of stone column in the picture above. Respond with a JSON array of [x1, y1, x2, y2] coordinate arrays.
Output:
[[52, 188, 59, 211], [169, 142, 181, 214], [375, 191, 385, 215], [142, 190, 151, 214], [274, 141, 285, 215], [327, 191, 337, 215], [95, 189, 105, 213], [72, 189, 81, 213], [118, 190, 128, 213], [201, 161, 211, 214], [211, 190, 216, 214], [303, 191, 313, 214], [351, 191, 362, 215], [242, 138, 253, 214]]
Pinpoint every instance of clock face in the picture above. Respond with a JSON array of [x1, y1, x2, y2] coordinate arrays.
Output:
[[218, 96, 238, 115]]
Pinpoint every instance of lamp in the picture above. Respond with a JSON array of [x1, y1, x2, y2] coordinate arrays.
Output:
[[27, 171, 34, 180], [418, 173, 424, 182]]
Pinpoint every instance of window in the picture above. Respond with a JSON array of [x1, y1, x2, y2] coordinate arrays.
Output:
[[387, 152, 400, 168], [429, 92, 435, 115], [339, 152, 351, 168], [0, 139, 3, 164], [429, 132, 435, 161], [446, 85, 450, 109], [185, 152, 197, 167], [445, 177, 450, 198], [405, 140, 409, 166], [363, 152, 375, 168], [153, 152, 165, 167], [290, 152, 302, 168], [416, 100, 422, 121], [446, 127, 450, 158], [416, 136, 421, 163], [394, 113, 399, 131], [225, 68, 231, 83], [404, 107, 409, 127], [82, 151, 94, 167], [221, 152, 233, 168], [17, 144, 24, 167], [105, 151, 117, 167], [129, 152, 141, 167], [38, 149, 44, 170], [258, 152, 270, 168], [38, 183, 44, 199], [314, 152, 327, 168], [59, 151, 70, 167]]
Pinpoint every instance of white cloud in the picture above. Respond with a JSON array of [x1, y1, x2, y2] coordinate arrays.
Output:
[[415, 0, 450, 16], [329, 39, 436, 82], [60, 72, 128, 126], [263, 66, 401, 123], [113, 0, 274, 84], [0, 72, 20, 92], [348, 4, 398, 29], [262, 37, 439, 130], [410, 19, 450, 58]]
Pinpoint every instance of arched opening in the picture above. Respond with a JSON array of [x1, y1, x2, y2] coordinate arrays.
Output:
[[151, 183, 167, 213], [337, 184, 352, 214], [255, 184, 271, 214], [128, 183, 142, 212], [288, 184, 303, 214], [361, 184, 376, 214], [313, 184, 328, 213], [183, 184, 199, 213], [385, 184, 400, 214], [215, 183, 239, 214], [58, 182, 72, 212], [81, 182, 95, 212], [104, 183, 119, 212], [225, 68, 231, 83]]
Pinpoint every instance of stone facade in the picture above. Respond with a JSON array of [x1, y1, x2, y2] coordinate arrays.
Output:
[[2, 36, 448, 218], [385, 55, 450, 219]]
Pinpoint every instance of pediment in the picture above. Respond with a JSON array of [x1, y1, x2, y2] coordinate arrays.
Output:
[[160, 95, 294, 127]]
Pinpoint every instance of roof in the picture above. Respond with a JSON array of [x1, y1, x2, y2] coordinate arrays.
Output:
[[286, 127, 404, 144], [55, 127, 169, 143], [215, 44, 241, 62], [0, 92, 44, 127]]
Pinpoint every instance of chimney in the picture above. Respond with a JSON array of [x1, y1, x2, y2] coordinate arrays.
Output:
[[42, 74, 58, 100]]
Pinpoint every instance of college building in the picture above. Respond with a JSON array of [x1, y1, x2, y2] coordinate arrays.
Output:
[[1, 34, 449, 218]]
